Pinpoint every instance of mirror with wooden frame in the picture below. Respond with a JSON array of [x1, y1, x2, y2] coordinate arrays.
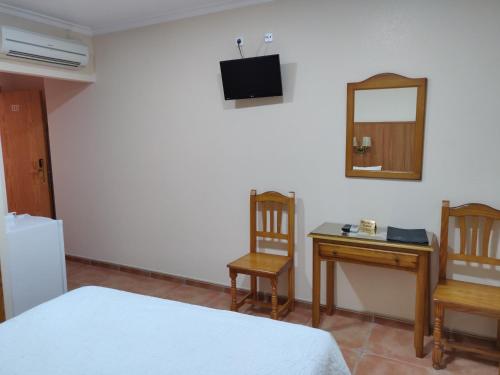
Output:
[[345, 73, 427, 180]]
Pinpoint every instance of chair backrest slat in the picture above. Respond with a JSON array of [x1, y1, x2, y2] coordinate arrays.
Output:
[[439, 200, 500, 280], [448, 253, 499, 266], [269, 205, 275, 234], [458, 216, 466, 255], [250, 189, 295, 258], [255, 231, 288, 240], [482, 218, 493, 257], [277, 205, 283, 234], [470, 217, 479, 257], [261, 202, 268, 233]]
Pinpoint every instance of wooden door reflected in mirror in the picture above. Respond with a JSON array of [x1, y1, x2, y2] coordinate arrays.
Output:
[[345, 73, 427, 180]]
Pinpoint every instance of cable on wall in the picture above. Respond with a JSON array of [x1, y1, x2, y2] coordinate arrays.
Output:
[[236, 38, 244, 58]]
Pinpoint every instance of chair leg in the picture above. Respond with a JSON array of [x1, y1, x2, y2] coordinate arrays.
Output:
[[230, 271, 238, 312], [271, 277, 278, 320], [251, 275, 257, 300], [497, 321, 500, 375], [432, 303, 445, 370], [288, 266, 295, 312], [497, 320, 500, 350]]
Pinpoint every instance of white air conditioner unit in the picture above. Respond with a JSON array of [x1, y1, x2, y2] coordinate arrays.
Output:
[[0, 26, 89, 69]]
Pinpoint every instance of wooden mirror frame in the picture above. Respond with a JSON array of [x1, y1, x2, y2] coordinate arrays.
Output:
[[345, 73, 427, 180]]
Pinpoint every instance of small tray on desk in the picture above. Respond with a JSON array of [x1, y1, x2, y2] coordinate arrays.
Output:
[[387, 226, 429, 245]]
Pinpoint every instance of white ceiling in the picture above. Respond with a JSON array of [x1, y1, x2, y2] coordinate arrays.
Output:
[[0, 0, 272, 35]]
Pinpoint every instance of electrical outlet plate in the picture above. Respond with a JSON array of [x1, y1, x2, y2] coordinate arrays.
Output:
[[264, 32, 273, 43], [235, 37, 244, 46]]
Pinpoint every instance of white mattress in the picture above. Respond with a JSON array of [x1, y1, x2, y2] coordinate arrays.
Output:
[[0, 286, 350, 375]]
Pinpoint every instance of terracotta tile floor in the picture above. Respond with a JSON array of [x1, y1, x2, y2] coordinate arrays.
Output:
[[66, 260, 499, 374]]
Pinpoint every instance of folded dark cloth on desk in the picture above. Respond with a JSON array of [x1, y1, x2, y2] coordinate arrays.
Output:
[[386, 226, 429, 245]]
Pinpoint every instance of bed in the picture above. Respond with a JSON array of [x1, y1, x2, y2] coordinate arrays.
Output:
[[0, 286, 350, 375]]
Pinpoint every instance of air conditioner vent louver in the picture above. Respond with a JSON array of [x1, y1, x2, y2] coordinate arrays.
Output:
[[6, 38, 87, 57], [7, 51, 81, 67], [0, 26, 89, 69]]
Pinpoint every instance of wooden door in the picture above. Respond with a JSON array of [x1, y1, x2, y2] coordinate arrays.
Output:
[[0, 91, 54, 218]]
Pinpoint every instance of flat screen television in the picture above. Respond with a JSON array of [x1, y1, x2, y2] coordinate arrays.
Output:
[[220, 54, 283, 100]]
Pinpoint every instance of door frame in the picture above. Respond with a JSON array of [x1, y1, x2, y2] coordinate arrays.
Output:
[[39, 90, 56, 219]]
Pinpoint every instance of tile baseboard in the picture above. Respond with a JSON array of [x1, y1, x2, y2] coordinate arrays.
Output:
[[66, 254, 234, 293], [65, 254, 496, 345]]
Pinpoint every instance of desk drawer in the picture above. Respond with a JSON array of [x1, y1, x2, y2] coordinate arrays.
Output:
[[319, 243, 418, 271]]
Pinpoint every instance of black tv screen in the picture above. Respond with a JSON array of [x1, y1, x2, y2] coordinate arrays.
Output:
[[220, 54, 283, 100]]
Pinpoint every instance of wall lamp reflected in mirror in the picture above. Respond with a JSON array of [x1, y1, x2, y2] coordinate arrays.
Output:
[[353, 136, 372, 154]]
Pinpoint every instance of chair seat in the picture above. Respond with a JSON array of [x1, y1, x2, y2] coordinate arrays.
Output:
[[433, 279, 500, 318], [227, 253, 292, 276]]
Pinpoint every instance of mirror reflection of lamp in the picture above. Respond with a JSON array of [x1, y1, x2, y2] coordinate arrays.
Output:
[[353, 136, 372, 154]]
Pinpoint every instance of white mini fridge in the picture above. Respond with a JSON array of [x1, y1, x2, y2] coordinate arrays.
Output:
[[1, 214, 67, 319]]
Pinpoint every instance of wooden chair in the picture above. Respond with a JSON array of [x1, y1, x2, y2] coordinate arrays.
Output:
[[432, 200, 500, 370], [227, 189, 295, 320]]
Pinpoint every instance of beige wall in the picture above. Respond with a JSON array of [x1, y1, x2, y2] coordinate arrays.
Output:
[[45, 0, 500, 337], [0, 13, 95, 82]]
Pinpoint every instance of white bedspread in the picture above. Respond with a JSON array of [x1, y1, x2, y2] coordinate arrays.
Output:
[[0, 286, 350, 375]]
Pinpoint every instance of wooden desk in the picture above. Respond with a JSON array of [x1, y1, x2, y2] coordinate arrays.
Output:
[[308, 223, 435, 358]]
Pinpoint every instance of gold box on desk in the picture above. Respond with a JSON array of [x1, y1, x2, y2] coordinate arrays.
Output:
[[359, 219, 377, 235]]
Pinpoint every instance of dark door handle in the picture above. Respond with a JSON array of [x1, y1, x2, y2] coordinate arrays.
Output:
[[37, 158, 46, 183]]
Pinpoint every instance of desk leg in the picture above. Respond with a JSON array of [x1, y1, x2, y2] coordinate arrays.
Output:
[[326, 261, 335, 315], [415, 253, 429, 358], [497, 320, 500, 349], [425, 253, 431, 336], [312, 239, 321, 328]]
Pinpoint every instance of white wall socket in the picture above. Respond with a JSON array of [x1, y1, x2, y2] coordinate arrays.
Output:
[[235, 37, 244, 46], [264, 32, 273, 43]]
